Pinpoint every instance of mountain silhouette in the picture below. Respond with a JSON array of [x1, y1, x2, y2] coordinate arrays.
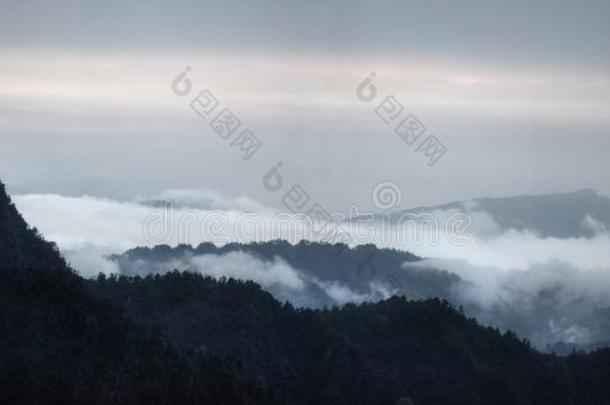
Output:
[[0, 181, 276, 404], [361, 189, 610, 238]]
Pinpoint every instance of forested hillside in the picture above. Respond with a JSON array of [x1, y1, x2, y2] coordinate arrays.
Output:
[[0, 182, 277, 404]]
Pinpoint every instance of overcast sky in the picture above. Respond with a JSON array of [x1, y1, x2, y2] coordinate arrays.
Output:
[[1, 0, 609, 210]]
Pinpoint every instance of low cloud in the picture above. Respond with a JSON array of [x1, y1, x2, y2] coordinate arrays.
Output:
[[138, 189, 272, 212], [116, 249, 391, 308], [413, 256, 610, 348], [186, 252, 304, 291]]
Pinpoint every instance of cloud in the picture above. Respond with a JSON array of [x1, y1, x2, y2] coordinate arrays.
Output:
[[12, 191, 498, 259], [116, 249, 393, 307], [402, 220, 610, 348], [63, 244, 120, 277], [310, 279, 397, 306], [419, 229, 610, 271], [13, 193, 150, 253], [582, 214, 609, 235], [138, 189, 272, 212], [413, 256, 610, 347], [188, 252, 304, 291]]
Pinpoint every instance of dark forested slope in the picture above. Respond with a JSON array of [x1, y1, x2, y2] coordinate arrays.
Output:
[[0, 182, 276, 404], [90, 270, 592, 404]]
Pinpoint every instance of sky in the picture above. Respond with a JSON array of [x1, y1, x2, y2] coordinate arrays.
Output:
[[1, 0, 609, 211]]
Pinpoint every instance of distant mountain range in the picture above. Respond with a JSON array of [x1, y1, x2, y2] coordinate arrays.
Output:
[[359, 189, 610, 239]]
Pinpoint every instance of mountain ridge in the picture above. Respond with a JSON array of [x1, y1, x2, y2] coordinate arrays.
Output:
[[358, 188, 610, 238]]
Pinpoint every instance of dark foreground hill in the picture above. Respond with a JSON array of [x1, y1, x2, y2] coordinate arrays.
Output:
[[89, 271, 610, 404], [0, 182, 277, 404], [3, 180, 610, 404]]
